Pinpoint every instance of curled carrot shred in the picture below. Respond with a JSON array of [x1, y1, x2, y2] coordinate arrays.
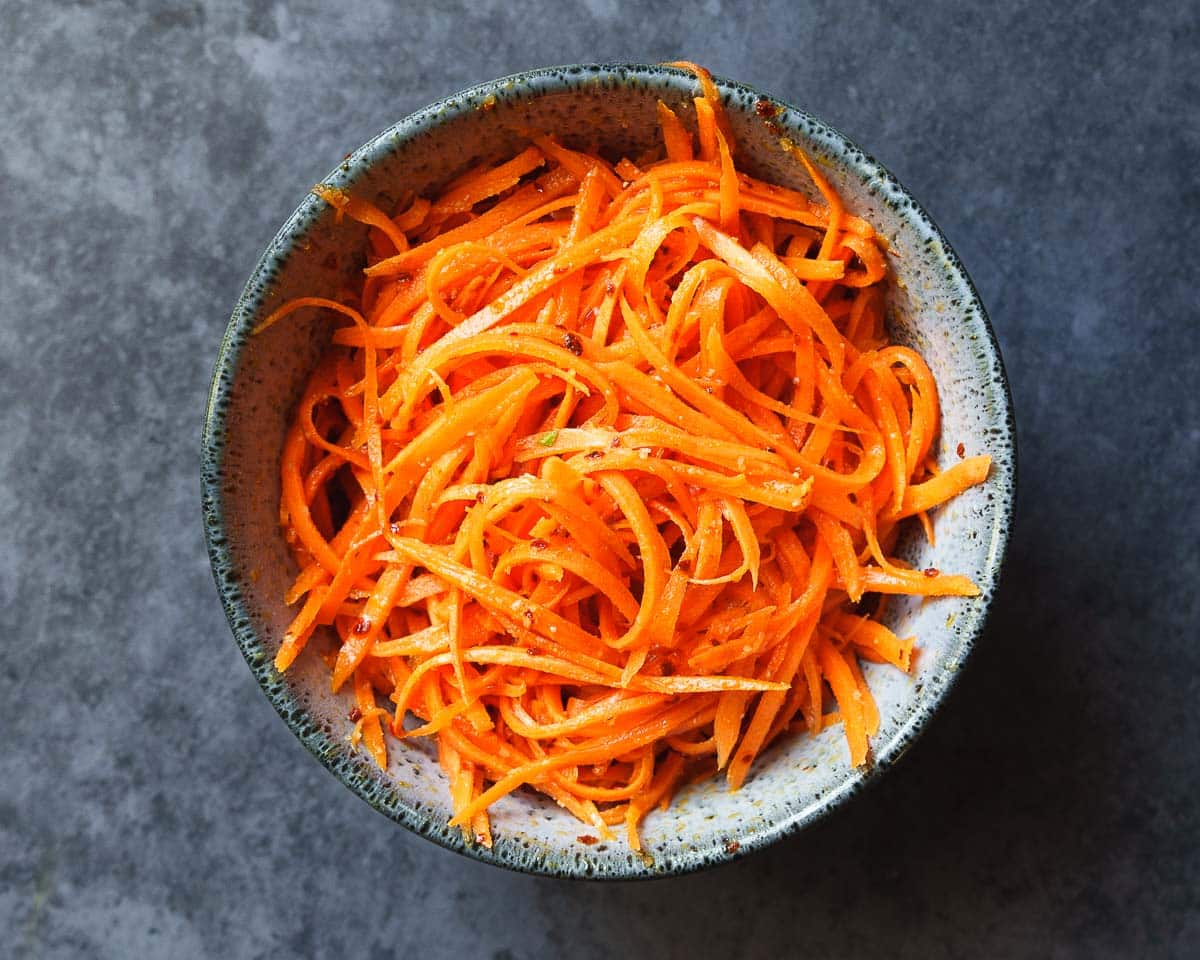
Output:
[[266, 64, 991, 850]]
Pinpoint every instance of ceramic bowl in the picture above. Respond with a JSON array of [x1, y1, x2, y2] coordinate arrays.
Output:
[[201, 63, 1015, 879]]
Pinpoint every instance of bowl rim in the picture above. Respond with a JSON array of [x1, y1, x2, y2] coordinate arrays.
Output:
[[201, 60, 1016, 880]]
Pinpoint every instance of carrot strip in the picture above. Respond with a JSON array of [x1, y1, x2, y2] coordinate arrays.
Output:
[[896, 455, 991, 518], [818, 635, 868, 765], [431, 146, 546, 215], [716, 128, 739, 231], [656, 101, 694, 162], [312, 184, 409, 255], [330, 564, 408, 691], [352, 666, 388, 769]]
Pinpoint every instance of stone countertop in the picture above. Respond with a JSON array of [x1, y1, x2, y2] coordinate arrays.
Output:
[[2, 1, 1196, 957]]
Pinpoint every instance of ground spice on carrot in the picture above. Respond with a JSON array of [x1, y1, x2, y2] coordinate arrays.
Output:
[[263, 63, 990, 850]]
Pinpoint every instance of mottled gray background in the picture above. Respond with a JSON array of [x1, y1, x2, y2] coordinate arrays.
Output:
[[2, 0, 1197, 957]]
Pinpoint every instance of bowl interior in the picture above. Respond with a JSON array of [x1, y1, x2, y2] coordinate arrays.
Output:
[[202, 63, 1014, 878]]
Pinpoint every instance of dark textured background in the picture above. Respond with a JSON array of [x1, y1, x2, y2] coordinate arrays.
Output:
[[2, 1, 1197, 957]]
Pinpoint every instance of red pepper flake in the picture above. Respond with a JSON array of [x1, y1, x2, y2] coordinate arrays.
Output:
[[562, 332, 584, 356], [352, 618, 371, 635], [585, 450, 603, 460], [523, 609, 535, 624], [389, 521, 402, 535], [577, 834, 599, 845], [725, 839, 741, 855], [754, 102, 782, 135], [475, 491, 486, 503], [956, 442, 966, 458], [530, 538, 549, 550], [534, 182, 545, 193], [611, 436, 622, 448], [923, 567, 940, 578], [348, 706, 363, 722], [604, 280, 616, 296], [552, 264, 570, 275], [394, 272, 412, 283], [582, 307, 597, 325]]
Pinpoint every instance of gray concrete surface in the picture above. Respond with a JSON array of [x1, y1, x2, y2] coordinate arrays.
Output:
[[1, 1, 1197, 957]]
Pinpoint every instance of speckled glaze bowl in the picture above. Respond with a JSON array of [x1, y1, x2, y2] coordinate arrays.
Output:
[[202, 63, 1015, 879]]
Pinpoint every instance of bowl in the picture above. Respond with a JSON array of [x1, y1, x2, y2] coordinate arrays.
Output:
[[201, 62, 1015, 879]]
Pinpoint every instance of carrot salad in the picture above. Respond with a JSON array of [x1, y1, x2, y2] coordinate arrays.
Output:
[[259, 63, 991, 849]]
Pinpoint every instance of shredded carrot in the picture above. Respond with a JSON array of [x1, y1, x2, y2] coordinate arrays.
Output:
[[265, 63, 991, 850]]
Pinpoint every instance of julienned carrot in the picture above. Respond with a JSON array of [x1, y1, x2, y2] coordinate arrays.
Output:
[[266, 62, 991, 851]]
